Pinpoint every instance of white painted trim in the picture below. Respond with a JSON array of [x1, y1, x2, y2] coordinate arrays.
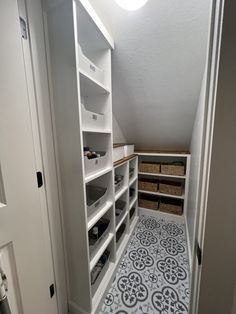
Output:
[[25, 2, 69, 313], [138, 172, 186, 179], [184, 214, 192, 274], [138, 189, 185, 199], [136, 152, 190, 158], [189, 1, 225, 313], [18, 1, 60, 313]]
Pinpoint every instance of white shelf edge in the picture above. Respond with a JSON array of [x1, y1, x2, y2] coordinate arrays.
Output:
[[129, 197, 137, 211], [115, 211, 128, 232], [115, 185, 128, 201], [77, 0, 114, 49], [138, 189, 185, 200], [90, 233, 114, 271], [79, 69, 110, 94], [130, 215, 139, 232], [87, 201, 113, 230], [138, 207, 185, 221], [116, 234, 129, 261], [129, 176, 137, 186], [138, 172, 186, 179], [135, 152, 190, 157], [85, 167, 112, 183], [82, 128, 112, 134], [92, 262, 115, 310]]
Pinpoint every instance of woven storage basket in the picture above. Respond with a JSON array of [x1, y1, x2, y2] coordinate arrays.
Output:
[[138, 179, 158, 192], [139, 194, 159, 210], [159, 198, 183, 215], [139, 162, 160, 174], [159, 180, 182, 196], [161, 162, 185, 176]]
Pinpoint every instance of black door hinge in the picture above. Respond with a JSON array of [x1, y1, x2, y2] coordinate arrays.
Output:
[[36, 172, 43, 188], [196, 243, 202, 266], [49, 284, 55, 298], [19, 17, 27, 39]]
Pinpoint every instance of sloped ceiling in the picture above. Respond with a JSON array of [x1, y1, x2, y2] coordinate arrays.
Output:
[[88, 0, 211, 150]]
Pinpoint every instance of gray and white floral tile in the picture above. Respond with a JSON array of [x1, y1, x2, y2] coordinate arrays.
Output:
[[99, 214, 190, 314]]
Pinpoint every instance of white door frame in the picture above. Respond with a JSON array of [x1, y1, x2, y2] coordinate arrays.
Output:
[[18, 0, 68, 313], [189, 0, 225, 313]]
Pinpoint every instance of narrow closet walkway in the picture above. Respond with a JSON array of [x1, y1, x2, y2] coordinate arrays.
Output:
[[99, 214, 190, 313]]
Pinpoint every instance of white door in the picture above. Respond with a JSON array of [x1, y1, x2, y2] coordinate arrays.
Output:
[[0, 1, 58, 313]]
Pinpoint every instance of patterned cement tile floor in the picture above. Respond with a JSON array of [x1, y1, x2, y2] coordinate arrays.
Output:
[[99, 214, 190, 314]]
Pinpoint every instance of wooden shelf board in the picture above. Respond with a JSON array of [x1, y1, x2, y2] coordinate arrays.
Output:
[[114, 154, 138, 168], [90, 232, 114, 271], [87, 201, 113, 230], [138, 189, 185, 200], [138, 172, 186, 179], [85, 167, 112, 183], [115, 185, 128, 201], [115, 211, 128, 232], [79, 69, 110, 96]]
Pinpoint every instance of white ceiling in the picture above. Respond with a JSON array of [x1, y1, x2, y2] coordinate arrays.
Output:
[[88, 0, 211, 150]]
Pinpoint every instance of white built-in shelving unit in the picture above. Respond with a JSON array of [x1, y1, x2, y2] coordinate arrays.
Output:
[[137, 152, 191, 216], [45, 1, 138, 313]]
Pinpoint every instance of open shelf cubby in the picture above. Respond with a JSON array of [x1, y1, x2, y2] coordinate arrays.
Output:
[[83, 132, 112, 181], [115, 190, 128, 231], [114, 161, 128, 197], [86, 171, 113, 220], [89, 207, 114, 273], [45, 1, 140, 312], [137, 152, 191, 216]]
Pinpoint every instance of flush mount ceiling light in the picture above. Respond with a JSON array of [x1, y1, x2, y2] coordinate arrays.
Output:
[[115, 0, 149, 11]]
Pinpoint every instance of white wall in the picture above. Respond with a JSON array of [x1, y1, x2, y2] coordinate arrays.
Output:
[[112, 116, 127, 143], [89, 0, 211, 149], [197, 2, 236, 312], [186, 71, 207, 262]]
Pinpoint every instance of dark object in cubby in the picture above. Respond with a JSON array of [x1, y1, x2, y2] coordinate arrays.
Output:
[[116, 223, 126, 243], [129, 207, 135, 220], [91, 250, 110, 285], [89, 218, 110, 254], [115, 200, 126, 224], [114, 174, 124, 193]]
